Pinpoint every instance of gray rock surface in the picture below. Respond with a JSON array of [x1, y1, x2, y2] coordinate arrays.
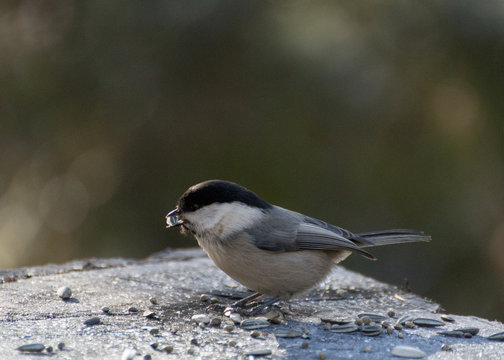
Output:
[[0, 248, 503, 359]]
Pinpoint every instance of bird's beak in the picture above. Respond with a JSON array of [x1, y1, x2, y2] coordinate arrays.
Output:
[[166, 208, 183, 228]]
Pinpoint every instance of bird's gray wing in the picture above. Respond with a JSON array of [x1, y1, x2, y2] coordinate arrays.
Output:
[[246, 207, 375, 259], [295, 222, 375, 259]]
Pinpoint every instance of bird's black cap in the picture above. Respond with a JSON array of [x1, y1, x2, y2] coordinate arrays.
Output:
[[178, 180, 272, 213]]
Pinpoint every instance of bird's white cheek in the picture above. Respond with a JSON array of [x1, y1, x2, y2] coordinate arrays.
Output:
[[185, 203, 265, 238]]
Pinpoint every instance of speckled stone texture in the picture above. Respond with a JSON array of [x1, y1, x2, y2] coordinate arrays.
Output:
[[1, 248, 503, 359]]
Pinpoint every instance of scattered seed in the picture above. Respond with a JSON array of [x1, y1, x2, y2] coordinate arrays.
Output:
[[46, 346, 53, 353], [387, 310, 396, 318], [163, 345, 173, 353], [149, 296, 158, 305], [84, 317, 101, 326], [301, 341, 309, 349], [223, 324, 235, 332], [149, 328, 160, 336], [396, 315, 414, 325], [150, 343, 158, 349], [361, 324, 382, 336], [440, 314, 455, 322], [404, 321, 415, 329], [251, 330, 261, 338], [143, 310, 157, 319], [413, 318, 445, 327], [355, 318, 363, 326], [187, 348, 195, 355], [17, 344, 45, 353], [441, 344, 452, 351], [210, 317, 221, 327], [191, 314, 210, 324], [456, 327, 479, 336], [398, 332, 404, 339], [209, 297, 220, 304], [128, 307, 139, 313], [240, 318, 270, 330], [394, 324, 403, 331], [228, 340, 237, 347], [437, 330, 465, 338], [361, 316, 371, 325], [190, 338, 198, 346], [324, 322, 331, 330], [271, 317, 282, 324], [320, 318, 352, 325], [198, 322, 206, 329], [245, 349, 272, 356], [101, 306, 110, 313], [363, 346, 372, 353], [200, 294, 210, 302], [264, 309, 283, 321], [57, 286, 72, 300], [488, 331, 504, 341], [229, 313, 242, 324], [391, 345, 426, 358], [57, 342, 65, 350], [386, 326, 394, 335], [274, 328, 304, 338], [358, 313, 387, 322], [329, 323, 359, 333], [318, 352, 327, 359], [144, 355, 152, 360], [464, 333, 472, 339]]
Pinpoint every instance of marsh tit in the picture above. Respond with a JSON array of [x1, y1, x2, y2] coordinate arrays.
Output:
[[166, 180, 430, 311]]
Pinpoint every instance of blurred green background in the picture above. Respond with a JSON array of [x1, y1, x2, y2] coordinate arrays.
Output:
[[1, 1, 503, 322]]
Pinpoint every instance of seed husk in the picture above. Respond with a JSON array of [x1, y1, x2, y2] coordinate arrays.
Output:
[[394, 324, 403, 330], [404, 321, 416, 329], [391, 345, 426, 358], [396, 315, 414, 325], [200, 294, 210, 302], [361, 316, 372, 325], [223, 324, 235, 332], [488, 331, 504, 341], [329, 323, 359, 333], [16, 343, 45, 353], [455, 327, 479, 335], [358, 313, 387, 322], [143, 310, 157, 319], [441, 344, 452, 351], [398, 332, 404, 339], [240, 318, 270, 330], [209, 317, 221, 327], [245, 349, 272, 356], [387, 310, 396, 318], [413, 318, 445, 327], [386, 326, 394, 334], [251, 330, 261, 338], [274, 328, 304, 338], [440, 314, 455, 322], [437, 330, 465, 338], [101, 306, 110, 313]]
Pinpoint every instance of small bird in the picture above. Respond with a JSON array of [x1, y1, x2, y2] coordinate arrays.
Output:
[[166, 180, 430, 312]]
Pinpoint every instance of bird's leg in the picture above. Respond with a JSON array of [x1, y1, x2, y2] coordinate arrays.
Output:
[[243, 296, 281, 316], [231, 292, 263, 309]]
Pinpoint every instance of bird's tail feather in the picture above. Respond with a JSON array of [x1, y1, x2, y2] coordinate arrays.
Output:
[[356, 229, 431, 248]]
